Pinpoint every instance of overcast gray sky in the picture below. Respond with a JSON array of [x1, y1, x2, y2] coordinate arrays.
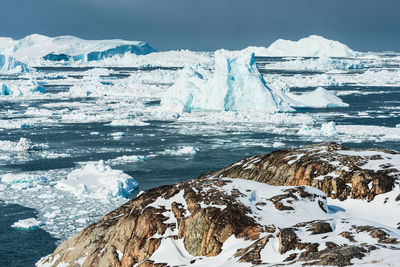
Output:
[[1, 0, 399, 52]]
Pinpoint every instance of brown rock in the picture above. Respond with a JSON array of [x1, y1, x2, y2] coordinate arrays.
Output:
[[278, 228, 298, 254], [198, 143, 399, 201]]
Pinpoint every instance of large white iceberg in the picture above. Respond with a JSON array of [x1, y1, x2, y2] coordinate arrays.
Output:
[[55, 160, 139, 200], [161, 50, 294, 113], [247, 35, 357, 57], [0, 34, 156, 63], [161, 50, 348, 114]]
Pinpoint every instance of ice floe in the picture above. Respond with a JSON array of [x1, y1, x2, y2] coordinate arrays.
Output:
[[55, 160, 138, 200], [286, 87, 349, 108], [12, 218, 44, 230]]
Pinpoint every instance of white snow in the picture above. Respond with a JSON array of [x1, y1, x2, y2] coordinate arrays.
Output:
[[55, 160, 138, 200], [12, 218, 44, 230]]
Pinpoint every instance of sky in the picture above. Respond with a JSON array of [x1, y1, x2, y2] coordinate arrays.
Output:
[[1, 0, 400, 52]]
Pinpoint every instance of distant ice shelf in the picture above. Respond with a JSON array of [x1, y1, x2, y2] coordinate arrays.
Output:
[[0, 34, 156, 64]]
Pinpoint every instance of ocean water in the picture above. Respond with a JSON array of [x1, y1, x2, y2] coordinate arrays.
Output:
[[1, 56, 400, 266]]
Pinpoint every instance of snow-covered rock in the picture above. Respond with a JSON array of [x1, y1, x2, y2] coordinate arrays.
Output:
[[247, 35, 357, 57], [37, 175, 400, 267], [55, 160, 138, 200]]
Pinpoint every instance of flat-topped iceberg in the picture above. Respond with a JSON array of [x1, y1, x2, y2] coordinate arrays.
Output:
[[161, 50, 294, 113], [12, 218, 44, 230], [55, 160, 138, 200], [247, 35, 357, 57], [0, 34, 156, 63]]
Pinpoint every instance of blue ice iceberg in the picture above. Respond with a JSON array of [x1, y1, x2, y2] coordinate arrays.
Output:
[[161, 50, 294, 113], [0, 54, 30, 73]]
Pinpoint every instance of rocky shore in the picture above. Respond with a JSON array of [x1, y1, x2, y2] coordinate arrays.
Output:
[[37, 143, 400, 266]]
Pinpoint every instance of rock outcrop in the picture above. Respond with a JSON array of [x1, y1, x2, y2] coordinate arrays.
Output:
[[37, 177, 400, 267], [199, 143, 400, 201]]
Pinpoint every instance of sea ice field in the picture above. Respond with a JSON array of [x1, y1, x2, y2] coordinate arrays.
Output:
[[0, 34, 400, 266]]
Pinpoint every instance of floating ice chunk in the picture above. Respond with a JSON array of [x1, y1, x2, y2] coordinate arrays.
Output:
[[1, 83, 11, 95], [298, 121, 338, 137], [161, 146, 199, 156], [287, 87, 349, 108], [108, 155, 146, 165], [16, 137, 47, 151], [107, 119, 150, 127], [0, 80, 45, 97], [161, 50, 294, 113], [246, 35, 357, 57], [1, 173, 49, 190], [12, 218, 44, 230], [55, 160, 138, 200], [272, 141, 285, 148]]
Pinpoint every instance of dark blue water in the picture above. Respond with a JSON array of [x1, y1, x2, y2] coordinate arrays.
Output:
[[1, 57, 400, 266], [0, 202, 57, 267]]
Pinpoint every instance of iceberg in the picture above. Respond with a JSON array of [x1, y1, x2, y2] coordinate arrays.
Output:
[[55, 160, 139, 200], [247, 35, 357, 57], [286, 87, 349, 108], [12, 218, 44, 230], [161, 50, 348, 114], [0, 80, 45, 97], [298, 121, 338, 136], [0, 34, 156, 63], [0, 54, 30, 73], [161, 50, 294, 113]]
